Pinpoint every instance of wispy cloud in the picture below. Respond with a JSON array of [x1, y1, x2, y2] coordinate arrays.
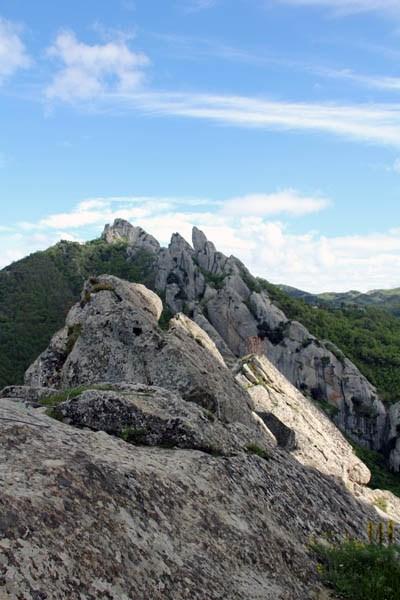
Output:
[[275, 0, 400, 17], [0, 17, 31, 84], [319, 66, 400, 91], [40, 28, 400, 147], [107, 91, 400, 147], [154, 32, 400, 95], [223, 190, 330, 216], [45, 30, 149, 102]]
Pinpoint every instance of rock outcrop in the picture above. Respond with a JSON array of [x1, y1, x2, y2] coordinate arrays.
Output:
[[98, 219, 387, 452], [51, 383, 270, 456], [23, 274, 374, 488], [102, 218, 160, 254], [234, 354, 370, 485], [3, 274, 400, 598], [25, 275, 255, 427]]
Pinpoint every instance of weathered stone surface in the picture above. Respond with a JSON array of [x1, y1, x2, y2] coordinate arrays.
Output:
[[192, 312, 237, 366], [108, 220, 385, 452], [0, 385, 58, 407], [0, 399, 386, 600], [25, 275, 255, 427], [52, 383, 270, 455], [234, 354, 371, 486], [102, 218, 160, 253]]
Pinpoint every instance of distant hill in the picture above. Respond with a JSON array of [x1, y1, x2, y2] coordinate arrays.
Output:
[[280, 284, 400, 317]]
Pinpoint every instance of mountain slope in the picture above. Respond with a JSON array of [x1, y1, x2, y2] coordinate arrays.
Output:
[[1, 273, 397, 599], [1, 218, 399, 456], [266, 283, 400, 404]]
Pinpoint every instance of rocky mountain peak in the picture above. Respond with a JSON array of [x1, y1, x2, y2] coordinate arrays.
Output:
[[192, 225, 209, 252], [169, 232, 194, 255], [102, 218, 160, 253]]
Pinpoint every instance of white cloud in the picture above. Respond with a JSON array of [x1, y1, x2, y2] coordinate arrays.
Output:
[[223, 190, 330, 217], [318, 67, 400, 92], [45, 30, 149, 102], [0, 17, 31, 83], [275, 0, 400, 16], [41, 31, 400, 148], [3, 194, 400, 293], [105, 91, 400, 147], [392, 158, 400, 173]]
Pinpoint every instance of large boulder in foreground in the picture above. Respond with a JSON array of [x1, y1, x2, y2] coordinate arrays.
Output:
[[0, 398, 382, 600], [51, 382, 271, 456], [25, 275, 254, 427]]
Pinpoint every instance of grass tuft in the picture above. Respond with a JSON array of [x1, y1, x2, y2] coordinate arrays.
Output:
[[245, 443, 270, 460], [40, 384, 117, 408]]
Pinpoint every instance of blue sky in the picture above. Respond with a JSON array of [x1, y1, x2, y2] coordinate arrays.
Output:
[[1, 0, 400, 291]]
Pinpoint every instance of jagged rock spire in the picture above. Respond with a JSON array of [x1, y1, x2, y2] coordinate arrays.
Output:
[[102, 219, 160, 253]]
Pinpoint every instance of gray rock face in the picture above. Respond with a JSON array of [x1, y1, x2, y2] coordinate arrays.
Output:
[[114, 222, 384, 452], [0, 397, 387, 600], [388, 402, 400, 471], [87, 220, 392, 455], [0, 385, 58, 407], [234, 354, 371, 486], [25, 275, 255, 427], [51, 383, 270, 456], [102, 218, 160, 253]]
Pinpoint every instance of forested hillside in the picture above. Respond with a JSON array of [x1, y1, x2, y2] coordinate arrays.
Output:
[[281, 284, 400, 317], [261, 280, 400, 404]]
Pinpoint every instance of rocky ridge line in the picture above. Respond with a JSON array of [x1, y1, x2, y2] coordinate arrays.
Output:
[[100, 219, 396, 462]]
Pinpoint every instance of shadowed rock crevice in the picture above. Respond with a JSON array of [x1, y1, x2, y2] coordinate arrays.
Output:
[[258, 412, 297, 451]]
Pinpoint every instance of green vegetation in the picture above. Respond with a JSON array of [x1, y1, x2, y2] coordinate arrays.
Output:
[[0, 239, 157, 388], [314, 539, 400, 600], [258, 278, 400, 404], [245, 443, 270, 460], [39, 386, 89, 407], [349, 440, 400, 498], [66, 324, 82, 355], [202, 408, 216, 422], [312, 395, 340, 418], [42, 384, 118, 420], [198, 266, 226, 289], [120, 427, 149, 444], [90, 281, 116, 294], [158, 306, 174, 330]]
